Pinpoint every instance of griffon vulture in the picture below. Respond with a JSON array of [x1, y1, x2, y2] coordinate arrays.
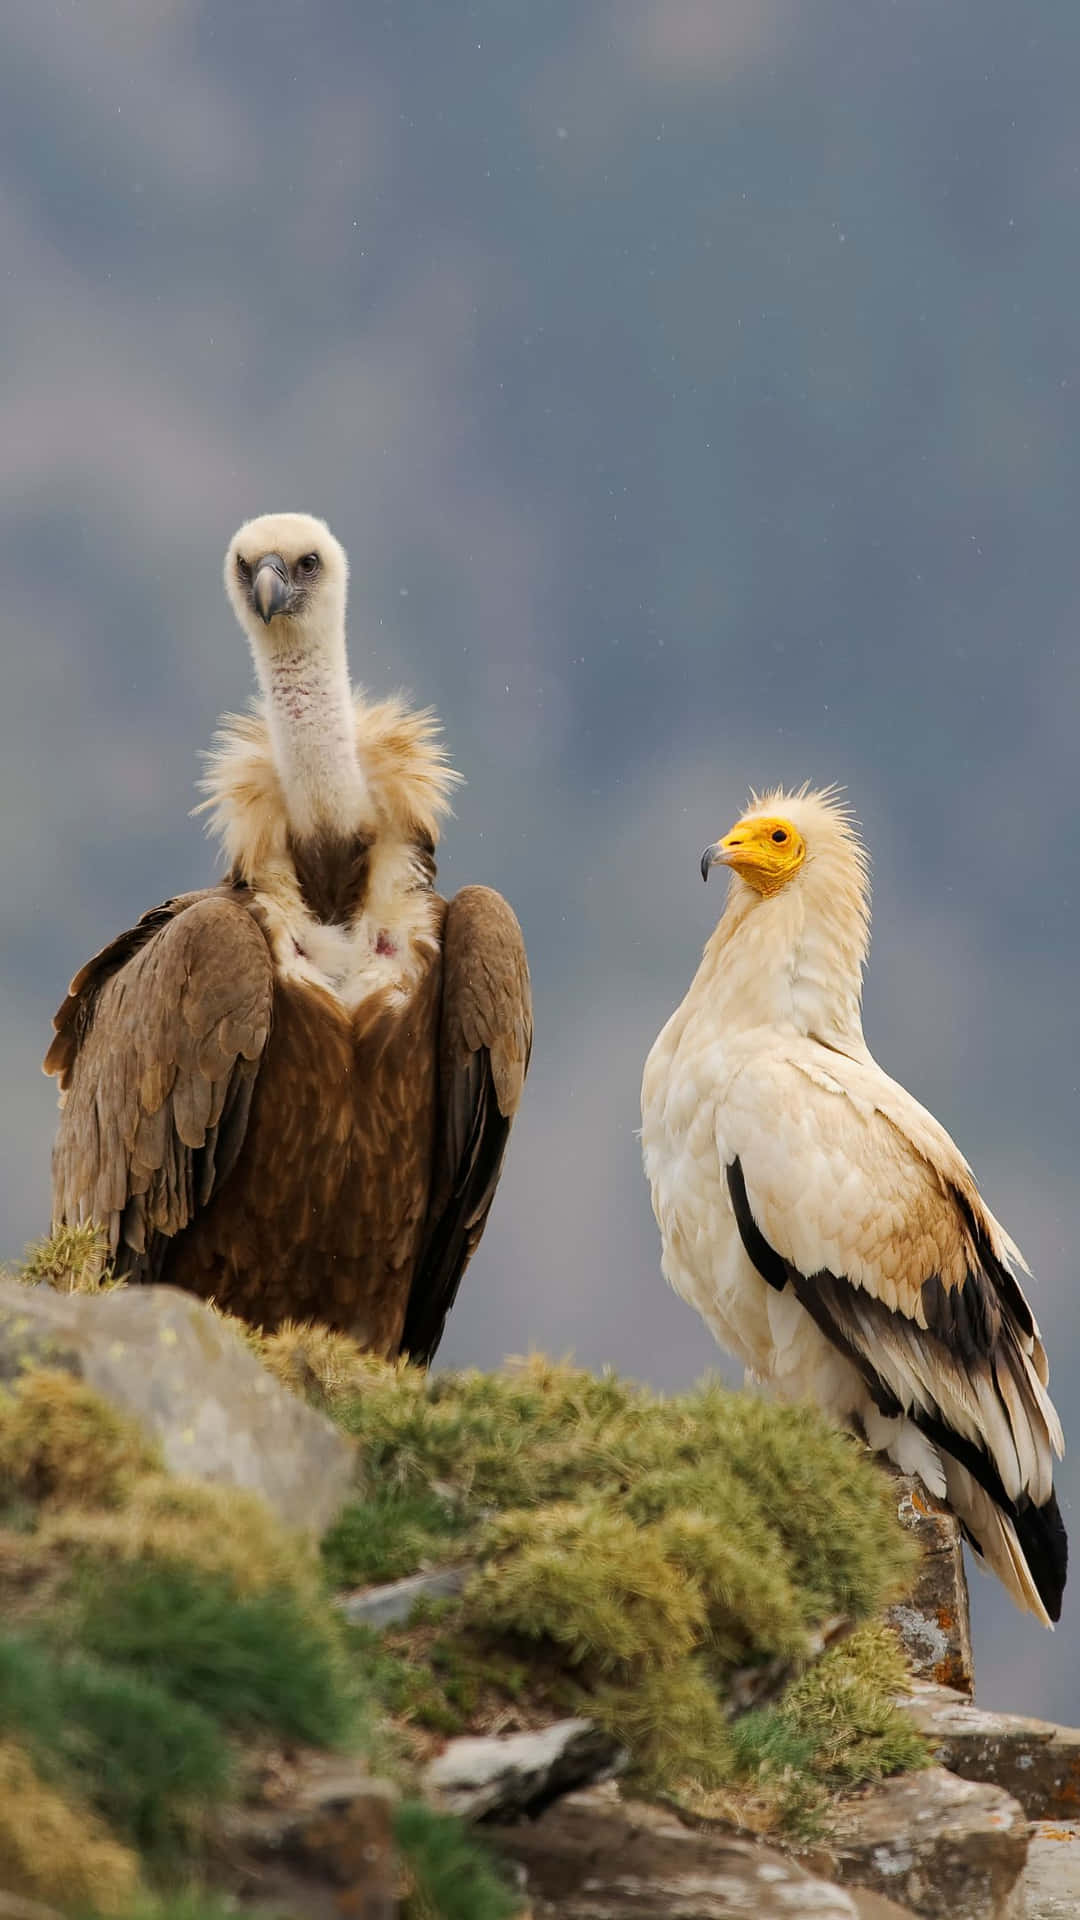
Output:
[[641, 786, 1066, 1624], [45, 513, 532, 1363]]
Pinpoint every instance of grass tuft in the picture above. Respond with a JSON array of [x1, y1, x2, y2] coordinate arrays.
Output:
[[0, 1371, 157, 1512], [590, 1661, 736, 1789], [729, 1625, 928, 1835], [0, 1630, 228, 1853], [42, 1472, 323, 1599], [772, 1622, 928, 1787], [259, 1319, 400, 1410], [75, 1559, 353, 1747], [322, 1486, 470, 1589], [0, 1736, 141, 1911], [395, 1800, 521, 1920], [12, 1222, 116, 1293]]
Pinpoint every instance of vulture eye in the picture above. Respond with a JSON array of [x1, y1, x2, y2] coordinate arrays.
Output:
[[297, 552, 320, 576], [236, 556, 252, 581], [771, 828, 788, 844]]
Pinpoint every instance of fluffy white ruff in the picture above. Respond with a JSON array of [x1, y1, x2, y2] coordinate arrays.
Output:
[[195, 692, 461, 1008]]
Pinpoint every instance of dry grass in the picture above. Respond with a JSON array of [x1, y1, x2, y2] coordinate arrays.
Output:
[[40, 1473, 322, 1601], [0, 1737, 141, 1911], [0, 1370, 157, 1512]]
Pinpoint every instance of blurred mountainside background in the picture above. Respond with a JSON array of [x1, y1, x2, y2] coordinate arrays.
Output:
[[2, 0, 1078, 1719]]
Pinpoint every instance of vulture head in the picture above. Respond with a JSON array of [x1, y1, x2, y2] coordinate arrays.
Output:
[[221, 512, 363, 840], [224, 511, 349, 656], [700, 786, 869, 899]]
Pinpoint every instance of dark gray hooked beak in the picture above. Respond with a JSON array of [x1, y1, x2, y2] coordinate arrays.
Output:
[[252, 552, 290, 624], [701, 833, 741, 882]]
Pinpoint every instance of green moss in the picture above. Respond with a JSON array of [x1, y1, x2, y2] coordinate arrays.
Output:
[[336, 1356, 641, 1510], [321, 1486, 470, 1588], [331, 1358, 921, 1824], [333, 1359, 914, 1648], [75, 1560, 353, 1747], [395, 1800, 522, 1920], [726, 1710, 828, 1836], [58, 1656, 229, 1853], [590, 1661, 736, 1790], [466, 1502, 706, 1672]]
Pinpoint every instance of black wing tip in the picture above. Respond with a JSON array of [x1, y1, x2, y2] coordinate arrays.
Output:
[[722, 1159, 1068, 1622], [914, 1403, 1068, 1622], [1014, 1487, 1068, 1624]]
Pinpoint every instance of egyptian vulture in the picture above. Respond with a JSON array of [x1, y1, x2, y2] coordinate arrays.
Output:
[[45, 512, 531, 1363], [641, 787, 1066, 1624]]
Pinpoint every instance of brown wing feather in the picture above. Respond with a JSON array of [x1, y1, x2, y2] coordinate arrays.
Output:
[[401, 884, 532, 1365], [46, 888, 273, 1281]]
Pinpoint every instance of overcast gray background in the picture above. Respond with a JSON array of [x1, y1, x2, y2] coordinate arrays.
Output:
[[2, 1, 1077, 1719]]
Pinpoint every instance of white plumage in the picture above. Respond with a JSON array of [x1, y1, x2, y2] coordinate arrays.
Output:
[[641, 787, 1067, 1624]]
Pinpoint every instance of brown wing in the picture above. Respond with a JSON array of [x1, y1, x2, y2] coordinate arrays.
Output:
[[401, 884, 532, 1365], [45, 888, 273, 1283]]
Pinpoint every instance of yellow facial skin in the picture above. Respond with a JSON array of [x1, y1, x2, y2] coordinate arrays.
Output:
[[700, 814, 807, 896]]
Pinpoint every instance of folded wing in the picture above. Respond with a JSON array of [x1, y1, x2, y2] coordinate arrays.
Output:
[[46, 890, 273, 1282], [401, 885, 532, 1365], [721, 1039, 1066, 1623]]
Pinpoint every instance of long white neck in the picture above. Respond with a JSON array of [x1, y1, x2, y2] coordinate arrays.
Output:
[[688, 867, 870, 1055], [249, 621, 372, 842]]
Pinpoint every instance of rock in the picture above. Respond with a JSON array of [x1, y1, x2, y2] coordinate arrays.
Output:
[[1024, 1821, 1080, 1919], [885, 1475, 974, 1695], [823, 1765, 1028, 1920], [902, 1680, 1080, 1822], [338, 1564, 473, 1628], [0, 1280, 355, 1536], [424, 1719, 625, 1821], [219, 1762, 399, 1918], [489, 1782, 915, 1917]]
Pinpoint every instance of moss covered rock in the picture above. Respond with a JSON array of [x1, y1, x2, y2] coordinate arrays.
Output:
[[0, 1233, 932, 1913]]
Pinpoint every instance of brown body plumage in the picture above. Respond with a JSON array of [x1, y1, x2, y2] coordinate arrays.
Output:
[[45, 514, 531, 1362]]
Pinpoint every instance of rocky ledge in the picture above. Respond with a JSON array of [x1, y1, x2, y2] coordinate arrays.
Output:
[[0, 1271, 1075, 1919]]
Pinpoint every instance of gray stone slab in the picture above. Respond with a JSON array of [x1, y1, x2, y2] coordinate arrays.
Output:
[[0, 1280, 356, 1536], [903, 1680, 1080, 1822], [338, 1564, 472, 1628], [825, 1766, 1028, 1920], [490, 1782, 906, 1918]]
